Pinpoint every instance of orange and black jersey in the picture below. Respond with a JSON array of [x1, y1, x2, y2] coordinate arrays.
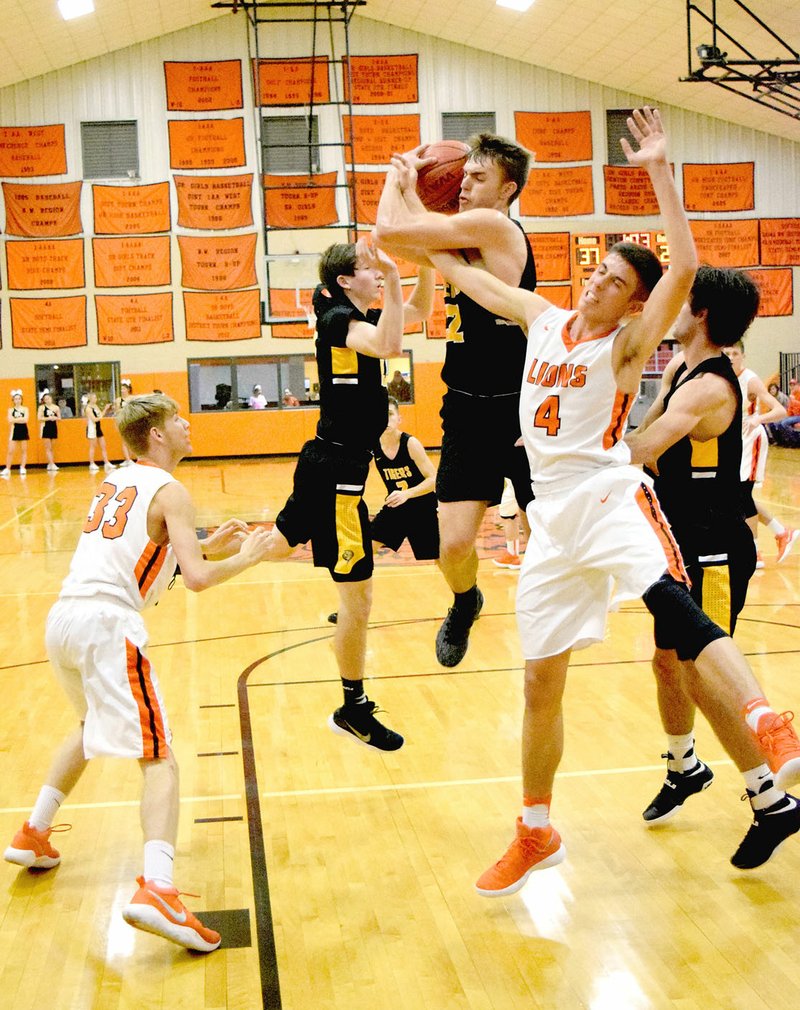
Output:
[[648, 355, 744, 542], [373, 432, 432, 498], [314, 289, 387, 452], [441, 219, 537, 397]]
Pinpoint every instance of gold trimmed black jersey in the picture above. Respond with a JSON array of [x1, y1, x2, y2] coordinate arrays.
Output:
[[373, 432, 431, 497], [441, 219, 537, 397], [649, 354, 744, 545], [314, 290, 388, 451]]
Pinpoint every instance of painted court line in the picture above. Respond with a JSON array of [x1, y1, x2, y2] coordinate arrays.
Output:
[[260, 759, 735, 799]]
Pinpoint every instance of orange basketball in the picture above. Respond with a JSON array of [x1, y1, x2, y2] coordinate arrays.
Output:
[[416, 140, 470, 214]]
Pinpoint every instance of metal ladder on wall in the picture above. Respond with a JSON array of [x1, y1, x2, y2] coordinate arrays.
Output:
[[211, 0, 366, 328]]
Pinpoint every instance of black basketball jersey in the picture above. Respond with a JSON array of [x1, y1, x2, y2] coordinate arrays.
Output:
[[314, 289, 388, 452], [441, 219, 537, 396], [649, 355, 744, 543], [373, 431, 431, 496]]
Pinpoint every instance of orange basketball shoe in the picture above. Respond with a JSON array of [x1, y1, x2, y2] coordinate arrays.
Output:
[[4, 821, 69, 870], [122, 876, 221, 952], [492, 550, 522, 570], [776, 528, 799, 564], [475, 818, 566, 898], [757, 711, 800, 791]]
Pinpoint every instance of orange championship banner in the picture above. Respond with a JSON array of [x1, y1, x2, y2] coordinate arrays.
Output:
[[682, 163, 754, 212], [253, 57, 330, 105], [759, 218, 800, 265], [526, 232, 571, 281], [264, 172, 338, 229], [520, 167, 594, 217], [174, 174, 253, 230], [184, 289, 261, 342], [92, 236, 171, 288], [164, 60, 243, 111], [10, 295, 87, 349], [167, 119, 246, 170], [92, 182, 171, 234], [96, 293, 174, 345], [268, 287, 315, 338], [3, 182, 82, 237], [604, 165, 675, 216], [0, 125, 67, 177], [747, 268, 793, 317], [342, 114, 420, 165], [514, 112, 592, 163], [347, 170, 386, 225], [6, 239, 84, 290], [689, 219, 759, 267], [342, 55, 418, 104], [178, 233, 257, 291]]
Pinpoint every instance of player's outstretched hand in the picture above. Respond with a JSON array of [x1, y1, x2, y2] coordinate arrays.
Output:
[[238, 525, 275, 565], [202, 518, 250, 559], [620, 107, 667, 169]]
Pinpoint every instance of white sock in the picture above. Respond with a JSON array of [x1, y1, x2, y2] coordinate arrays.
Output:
[[744, 705, 773, 733], [743, 764, 784, 811], [506, 539, 519, 556], [766, 518, 785, 536], [29, 785, 66, 831], [522, 797, 550, 829], [666, 733, 697, 773], [143, 840, 176, 888]]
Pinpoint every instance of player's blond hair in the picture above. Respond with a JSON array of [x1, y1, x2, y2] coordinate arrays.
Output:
[[117, 393, 179, 456]]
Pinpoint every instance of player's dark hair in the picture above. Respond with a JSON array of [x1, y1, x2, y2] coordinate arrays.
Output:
[[117, 393, 179, 456], [315, 243, 357, 310], [608, 241, 664, 300], [689, 266, 760, 347], [467, 133, 531, 205]]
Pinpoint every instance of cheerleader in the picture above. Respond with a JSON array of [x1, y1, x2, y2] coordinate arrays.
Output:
[[2, 390, 29, 477], [84, 392, 115, 473], [38, 389, 61, 472]]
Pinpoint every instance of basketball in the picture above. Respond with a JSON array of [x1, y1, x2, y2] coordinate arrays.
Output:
[[416, 140, 470, 214]]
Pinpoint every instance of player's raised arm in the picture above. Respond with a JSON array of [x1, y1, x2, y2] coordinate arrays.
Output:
[[428, 248, 548, 332], [343, 240, 405, 359], [614, 109, 697, 385]]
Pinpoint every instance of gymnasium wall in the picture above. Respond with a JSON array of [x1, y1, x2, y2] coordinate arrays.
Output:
[[1, 13, 798, 463]]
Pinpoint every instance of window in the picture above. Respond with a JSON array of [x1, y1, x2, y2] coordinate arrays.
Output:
[[81, 121, 139, 179], [606, 109, 634, 166], [442, 112, 496, 144], [262, 115, 320, 174], [35, 361, 121, 418], [188, 351, 416, 412]]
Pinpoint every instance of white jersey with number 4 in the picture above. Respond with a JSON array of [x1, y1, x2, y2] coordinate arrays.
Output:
[[520, 305, 635, 491], [60, 461, 177, 610]]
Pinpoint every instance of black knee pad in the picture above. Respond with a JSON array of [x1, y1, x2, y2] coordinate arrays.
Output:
[[643, 574, 727, 662]]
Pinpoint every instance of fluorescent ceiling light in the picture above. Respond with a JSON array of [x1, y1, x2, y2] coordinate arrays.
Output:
[[58, 0, 95, 20], [497, 0, 535, 10]]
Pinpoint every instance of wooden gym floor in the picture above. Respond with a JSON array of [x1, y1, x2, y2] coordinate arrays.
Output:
[[0, 449, 799, 1010]]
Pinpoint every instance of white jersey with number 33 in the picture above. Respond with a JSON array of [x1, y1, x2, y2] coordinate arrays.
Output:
[[520, 305, 634, 492], [60, 461, 177, 610]]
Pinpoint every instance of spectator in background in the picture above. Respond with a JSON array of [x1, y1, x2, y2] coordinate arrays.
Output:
[[387, 369, 412, 403], [282, 388, 300, 407], [57, 398, 74, 419], [773, 377, 800, 448], [768, 382, 789, 408], [249, 384, 267, 410]]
